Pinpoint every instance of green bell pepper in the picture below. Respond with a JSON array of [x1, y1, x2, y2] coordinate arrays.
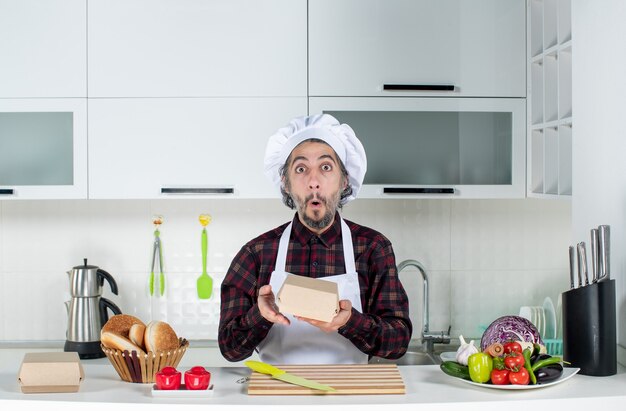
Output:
[[467, 352, 493, 383]]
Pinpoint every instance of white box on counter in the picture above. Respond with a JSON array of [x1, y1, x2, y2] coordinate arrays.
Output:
[[17, 352, 84, 393]]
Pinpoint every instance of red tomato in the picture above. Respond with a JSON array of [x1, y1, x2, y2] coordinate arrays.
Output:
[[503, 341, 523, 354], [490, 369, 510, 385], [504, 352, 525, 370], [508, 367, 530, 385]]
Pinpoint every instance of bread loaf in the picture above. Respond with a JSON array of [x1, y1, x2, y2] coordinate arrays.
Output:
[[144, 321, 179, 352], [101, 330, 146, 355], [128, 323, 146, 348], [101, 314, 145, 340]]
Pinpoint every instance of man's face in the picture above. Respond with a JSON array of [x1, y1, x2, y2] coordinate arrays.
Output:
[[283, 141, 346, 233]]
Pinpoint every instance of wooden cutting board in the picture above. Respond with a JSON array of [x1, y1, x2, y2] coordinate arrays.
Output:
[[247, 364, 405, 395]]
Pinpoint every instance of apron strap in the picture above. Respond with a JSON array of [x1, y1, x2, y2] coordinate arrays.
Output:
[[275, 222, 293, 272], [340, 218, 356, 273], [276, 217, 355, 273]]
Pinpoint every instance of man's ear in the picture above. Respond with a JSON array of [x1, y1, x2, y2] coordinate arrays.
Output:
[[281, 175, 289, 194]]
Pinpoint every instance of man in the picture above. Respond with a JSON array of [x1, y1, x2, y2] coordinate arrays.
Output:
[[218, 114, 412, 364]]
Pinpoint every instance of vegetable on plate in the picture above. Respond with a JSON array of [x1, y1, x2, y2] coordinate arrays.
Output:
[[440, 361, 471, 380], [455, 335, 479, 365], [467, 352, 493, 383]]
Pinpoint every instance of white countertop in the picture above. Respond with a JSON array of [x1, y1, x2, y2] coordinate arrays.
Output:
[[1, 347, 626, 411]]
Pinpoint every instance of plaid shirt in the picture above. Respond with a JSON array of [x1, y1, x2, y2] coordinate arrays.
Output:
[[218, 213, 412, 362]]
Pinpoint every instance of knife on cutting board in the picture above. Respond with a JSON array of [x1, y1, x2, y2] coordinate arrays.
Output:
[[245, 361, 336, 392]]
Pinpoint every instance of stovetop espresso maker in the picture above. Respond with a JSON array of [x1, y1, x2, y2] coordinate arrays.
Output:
[[64, 258, 122, 359]]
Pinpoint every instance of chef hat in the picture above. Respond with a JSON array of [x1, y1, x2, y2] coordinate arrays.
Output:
[[264, 114, 367, 204]]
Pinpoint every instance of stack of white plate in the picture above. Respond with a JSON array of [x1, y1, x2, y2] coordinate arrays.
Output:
[[519, 297, 557, 340]]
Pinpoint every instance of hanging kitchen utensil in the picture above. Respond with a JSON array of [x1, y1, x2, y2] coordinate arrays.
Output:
[[150, 215, 165, 297], [197, 214, 213, 299]]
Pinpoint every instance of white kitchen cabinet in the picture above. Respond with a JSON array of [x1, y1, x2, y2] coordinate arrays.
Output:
[[0, 99, 88, 199], [309, 0, 526, 98], [87, 0, 307, 98], [0, 0, 86, 98], [310, 97, 526, 199], [88, 98, 307, 199], [527, 0, 572, 198]]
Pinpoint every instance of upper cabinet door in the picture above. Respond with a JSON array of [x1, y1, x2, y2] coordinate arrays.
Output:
[[0, 98, 88, 199], [88, 0, 307, 97], [0, 0, 87, 97], [309, 0, 526, 98], [88, 97, 307, 199]]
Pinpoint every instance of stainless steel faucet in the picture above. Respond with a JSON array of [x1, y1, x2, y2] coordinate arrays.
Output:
[[397, 259, 451, 354]]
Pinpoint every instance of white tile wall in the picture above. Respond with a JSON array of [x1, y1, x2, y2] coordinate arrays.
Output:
[[0, 198, 571, 342]]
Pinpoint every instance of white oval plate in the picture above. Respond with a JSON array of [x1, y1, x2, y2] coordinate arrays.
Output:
[[543, 297, 557, 339], [440, 352, 457, 362], [449, 367, 579, 390]]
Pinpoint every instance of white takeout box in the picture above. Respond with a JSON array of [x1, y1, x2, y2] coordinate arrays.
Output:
[[18, 352, 84, 393], [277, 274, 339, 322]]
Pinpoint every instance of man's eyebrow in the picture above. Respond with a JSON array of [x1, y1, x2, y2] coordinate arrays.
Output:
[[291, 154, 337, 164]]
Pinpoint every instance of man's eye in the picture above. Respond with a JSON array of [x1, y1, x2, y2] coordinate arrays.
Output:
[[295, 166, 306, 173], [321, 164, 332, 172]]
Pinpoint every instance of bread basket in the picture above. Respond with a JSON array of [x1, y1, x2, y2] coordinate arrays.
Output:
[[101, 338, 189, 383]]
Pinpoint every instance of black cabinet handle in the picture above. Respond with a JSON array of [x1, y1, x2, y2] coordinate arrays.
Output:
[[0, 189, 15, 195], [384, 187, 455, 194], [161, 187, 234, 194], [383, 84, 455, 91]]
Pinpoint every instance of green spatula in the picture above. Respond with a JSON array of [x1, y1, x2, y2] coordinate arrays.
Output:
[[197, 214, 213, 299]]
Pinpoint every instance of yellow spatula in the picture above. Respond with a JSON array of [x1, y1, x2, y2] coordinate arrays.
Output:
[[197, 214, 213, 299]]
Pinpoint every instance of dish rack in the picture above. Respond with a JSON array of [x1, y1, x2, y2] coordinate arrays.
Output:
[[544, 339, 563, 356]]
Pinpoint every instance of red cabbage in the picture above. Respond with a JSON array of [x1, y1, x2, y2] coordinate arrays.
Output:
[[480, 315, 544, 351]]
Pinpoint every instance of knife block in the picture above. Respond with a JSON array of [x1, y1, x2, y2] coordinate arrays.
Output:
[[561, 279, 616, 376]]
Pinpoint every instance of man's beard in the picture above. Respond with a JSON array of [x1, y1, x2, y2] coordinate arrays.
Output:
[[292, 191, 341, 230]]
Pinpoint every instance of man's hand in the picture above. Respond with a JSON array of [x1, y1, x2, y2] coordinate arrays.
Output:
[[295, 299, 352, 332], [257, 285, 290, 326]]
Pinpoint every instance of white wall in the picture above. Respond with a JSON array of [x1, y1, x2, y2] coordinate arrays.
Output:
[[572, 0, 626, 364], [0, 198, 571, 344]]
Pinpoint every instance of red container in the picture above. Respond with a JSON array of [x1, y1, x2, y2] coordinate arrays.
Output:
[[184, 366, 211, 390], [154, 367, 181, 390]]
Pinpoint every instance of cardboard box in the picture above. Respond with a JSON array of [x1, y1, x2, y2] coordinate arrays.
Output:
[[18, 352, 84, 393], [277, 274, 339, 322]]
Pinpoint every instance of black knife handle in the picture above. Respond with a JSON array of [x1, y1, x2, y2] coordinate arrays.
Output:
[[0, 189, 14, 195]]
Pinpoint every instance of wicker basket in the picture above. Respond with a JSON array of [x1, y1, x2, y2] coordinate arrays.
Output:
[[101, 338, 189, 383]]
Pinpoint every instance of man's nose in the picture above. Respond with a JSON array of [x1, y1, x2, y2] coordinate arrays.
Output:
[[308, 169, 321, 190]]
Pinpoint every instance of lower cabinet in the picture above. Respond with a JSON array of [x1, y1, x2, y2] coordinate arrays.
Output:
[[87, 98, 307, 199]]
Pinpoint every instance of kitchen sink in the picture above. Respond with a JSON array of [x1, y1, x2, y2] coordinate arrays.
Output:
[[370, 351, 440, 366], [369, 344, 459, 366]]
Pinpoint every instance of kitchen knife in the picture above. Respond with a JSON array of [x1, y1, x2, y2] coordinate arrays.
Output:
[[576, 242, 588, 287], [568, 245, 576, 289], [245, 361, 336, 392], [590, 228, 599, 283], [598, 225, 610, 282], [578, 241, 589, 285]]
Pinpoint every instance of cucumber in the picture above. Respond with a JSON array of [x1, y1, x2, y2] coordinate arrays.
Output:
[[440, 361, 471, 380]]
